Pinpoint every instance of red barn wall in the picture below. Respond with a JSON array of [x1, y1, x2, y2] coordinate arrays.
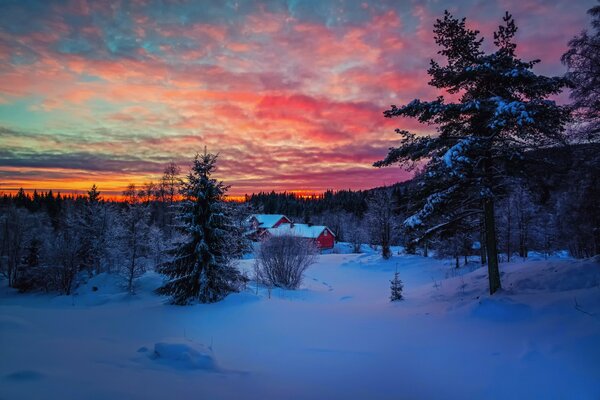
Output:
[[316, 230, 335, 249]]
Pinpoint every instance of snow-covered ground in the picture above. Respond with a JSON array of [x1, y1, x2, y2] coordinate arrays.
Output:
[[1, 248, 599, 399]]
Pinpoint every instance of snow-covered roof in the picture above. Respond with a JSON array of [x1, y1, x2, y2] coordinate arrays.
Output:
[[248, 214, 290, 228], [267, 223, 334, 239]]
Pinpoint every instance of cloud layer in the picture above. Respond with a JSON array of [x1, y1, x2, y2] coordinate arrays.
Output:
[[0, 0, 594, 196]]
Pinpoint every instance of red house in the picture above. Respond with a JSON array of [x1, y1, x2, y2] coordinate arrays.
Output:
[[266, 223, 335, 250]]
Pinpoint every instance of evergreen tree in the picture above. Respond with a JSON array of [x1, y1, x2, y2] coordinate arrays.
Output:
[[80, 184, 103, 274], [88, 184, 101, 204], [375, 11, 569, 294], [390, 268, 403, 301], [156, 150, 245, 304], [562, 2, 600, 141]]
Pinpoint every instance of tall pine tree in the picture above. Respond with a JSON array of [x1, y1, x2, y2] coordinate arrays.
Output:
[[157, 150, 245, 304], [375, 11, 569, 294]]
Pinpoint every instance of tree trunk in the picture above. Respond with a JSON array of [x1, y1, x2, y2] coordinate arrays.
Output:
[[479, 217, 487, 265], [128, 221, 137, 294], [484, 198, 501, 294], [423, 240, 428, 258], [506, 205, 511, 263], [518, 215, 527, 258], [519, 230, 526, 258]]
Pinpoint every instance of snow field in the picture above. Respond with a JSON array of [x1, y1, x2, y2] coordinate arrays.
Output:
[[1, 249, 599, 399]]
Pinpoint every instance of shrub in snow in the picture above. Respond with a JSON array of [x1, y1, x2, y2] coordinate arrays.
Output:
[[390, 269, 404, 301], [152, 340, 216, 370], [255, 234, 318, 290]]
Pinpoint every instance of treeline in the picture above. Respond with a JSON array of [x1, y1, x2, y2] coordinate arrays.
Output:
[[246, 188, 372, 219], [0, 163, 249, 296], [0, 186, 170, 295], [247, 144, 600, 262]]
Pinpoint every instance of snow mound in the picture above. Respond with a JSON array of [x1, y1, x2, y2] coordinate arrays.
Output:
[[151, 339, 217, 371], [5, 370, 44, 381], [506, 260, 600, 293], [471, 297, 532, 321]]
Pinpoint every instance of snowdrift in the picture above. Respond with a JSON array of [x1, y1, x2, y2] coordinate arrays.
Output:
[[148, 339, 217, 371]]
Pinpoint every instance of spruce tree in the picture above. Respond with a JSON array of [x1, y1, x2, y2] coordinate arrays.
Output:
[[156, 150, 245, 304], [375, 11, 569, 294], [390, 268, 403, 301], [88, 184, 101, 204]]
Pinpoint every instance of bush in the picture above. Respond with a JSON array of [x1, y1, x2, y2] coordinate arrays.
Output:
[[255, 235, 318, 290]]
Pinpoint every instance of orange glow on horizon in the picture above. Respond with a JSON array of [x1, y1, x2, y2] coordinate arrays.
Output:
[[2, 187, 329, 202]]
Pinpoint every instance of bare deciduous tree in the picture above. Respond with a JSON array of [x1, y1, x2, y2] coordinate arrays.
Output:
[[346, 216, 366, 253], [366, 190, 395, 259], [47, 207, 82, 295], [120, 205, 150, 294]]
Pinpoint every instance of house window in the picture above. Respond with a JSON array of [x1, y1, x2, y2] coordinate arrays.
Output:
[[324, 230, 328, 236]]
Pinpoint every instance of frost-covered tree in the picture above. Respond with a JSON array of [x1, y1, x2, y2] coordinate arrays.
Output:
[[119, 188, 150, 294], [48, 205, 83, 295], [375, 11, 569, 294], [496, 183, 537, 260], [366, 190, 396, 259], [555, 179, 600, 258], [562, 2, 600, 141], [222, 201, 252, 259], [390, 269, 404, 301], [156, 150, 245, 304], [346, 215, 366, 253], [434, 218, 475, 268], [0, 206, 32, 287], [148, 224, 167, 269], [79, 184, 111, 274]]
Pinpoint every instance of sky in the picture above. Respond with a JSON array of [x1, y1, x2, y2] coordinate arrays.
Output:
[[0, 0, 595, 198]]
